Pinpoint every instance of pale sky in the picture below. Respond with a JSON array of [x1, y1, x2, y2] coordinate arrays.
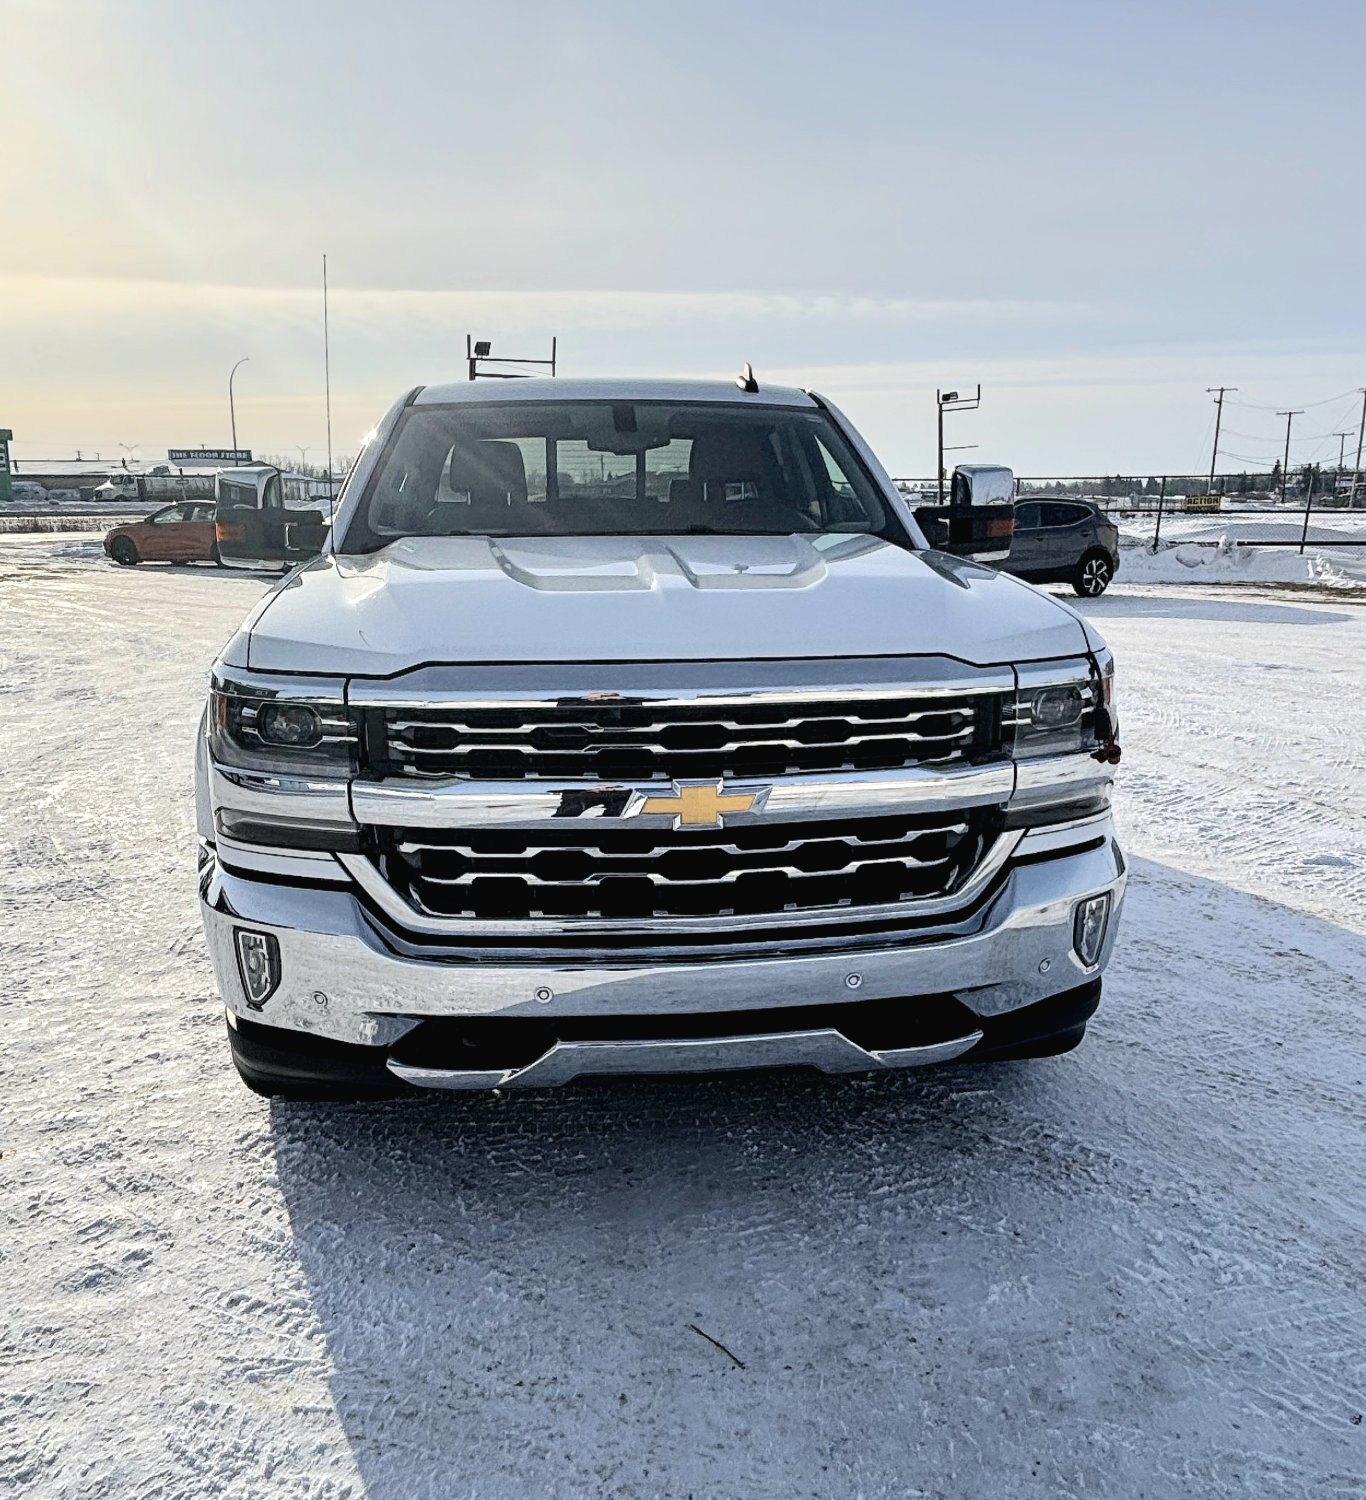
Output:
[[4, 0, 1364, 476]]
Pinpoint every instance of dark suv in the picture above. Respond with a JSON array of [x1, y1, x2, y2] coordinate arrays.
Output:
[[1001, 499, 1120, 596]]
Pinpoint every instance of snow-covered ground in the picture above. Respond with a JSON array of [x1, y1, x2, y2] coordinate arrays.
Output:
[[2, 532, 1363, 1499]]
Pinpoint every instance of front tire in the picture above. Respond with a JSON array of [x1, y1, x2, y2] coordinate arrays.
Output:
[[1073, 549, 1114, 596], [111, 536, 139, 567], [208, 541, 222, 566]]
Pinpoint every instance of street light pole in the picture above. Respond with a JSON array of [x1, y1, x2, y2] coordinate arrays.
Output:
[[228, 358, 250, 450], [936, 393, 945, 502], [936, 386, 981, 503]]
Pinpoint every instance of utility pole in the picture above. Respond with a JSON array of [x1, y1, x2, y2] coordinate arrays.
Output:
[[1205, 386, 1236, 497], [1276, 410, 1302, 505], [936, 386, 981, 503], [1331, 431, 1352, 502], [1351, 388, 1366, 509]]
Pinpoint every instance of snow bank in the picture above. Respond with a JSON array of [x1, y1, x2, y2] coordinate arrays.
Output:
[[1114, 504, 1366, 590], [1117, 534, 1366, 589]]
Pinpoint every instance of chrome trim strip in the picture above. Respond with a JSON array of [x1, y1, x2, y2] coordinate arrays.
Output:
[[412, 851, 957, 889], [335, 830, 1023, 938], [347, 656, 1016, 707], [386, 707, 975, 732], [1012, 657, 1093, 694], [350, 760, 1016, 829], [213, 667, 347, 701], [1015, 811, 1114, 857], [389, 725, 977, 757], [395, 822, 970, 856], [211, 765, 354, 825], [385, 1027, 984, 1089], [1012, 753, 1115, 806], [215, 835, 350, 883]]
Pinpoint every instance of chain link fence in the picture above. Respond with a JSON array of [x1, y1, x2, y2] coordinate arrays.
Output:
[[892, 474, 1366, 555]]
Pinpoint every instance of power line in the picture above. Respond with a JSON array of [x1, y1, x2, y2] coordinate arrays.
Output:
[[1216, 424, 1352, 446], [1228, 388, 1360, 412]]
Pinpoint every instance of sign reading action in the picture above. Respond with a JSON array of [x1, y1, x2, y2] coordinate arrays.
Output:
[[167, 448, 253, 464]]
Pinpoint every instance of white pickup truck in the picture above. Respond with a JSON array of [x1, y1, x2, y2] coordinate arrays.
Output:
[[197, 376, 1124, 1099]]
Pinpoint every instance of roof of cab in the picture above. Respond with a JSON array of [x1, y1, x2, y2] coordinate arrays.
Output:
[[412, 376, 818, 408]]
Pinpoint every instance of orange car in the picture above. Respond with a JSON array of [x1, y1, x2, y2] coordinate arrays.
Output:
[[105, 502, 220, 566]]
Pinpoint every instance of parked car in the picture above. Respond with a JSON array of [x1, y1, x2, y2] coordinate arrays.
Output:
[[197, 376, 1125, 1100], [104, 501, 219, 566], [1000, 499, 1120, 596]]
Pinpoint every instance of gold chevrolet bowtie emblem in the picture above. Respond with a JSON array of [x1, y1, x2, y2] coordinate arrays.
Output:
[[640, 780, 760, 828]]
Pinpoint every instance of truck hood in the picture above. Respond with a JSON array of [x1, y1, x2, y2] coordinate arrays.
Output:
[[234, 533, 1093, 675]]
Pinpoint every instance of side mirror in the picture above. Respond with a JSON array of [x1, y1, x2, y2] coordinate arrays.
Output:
[[914, 464, 1015, 562]]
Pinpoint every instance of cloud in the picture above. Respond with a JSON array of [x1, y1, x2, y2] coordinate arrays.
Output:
[[0, 273, 1104, 336]]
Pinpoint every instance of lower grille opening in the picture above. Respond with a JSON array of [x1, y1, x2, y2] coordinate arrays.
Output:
[[372, 807, 1004, 925], [387, 993, 980, 1073]]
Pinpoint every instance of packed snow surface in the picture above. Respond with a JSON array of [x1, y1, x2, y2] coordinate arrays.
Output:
[[1, 533, 1363, 1498]]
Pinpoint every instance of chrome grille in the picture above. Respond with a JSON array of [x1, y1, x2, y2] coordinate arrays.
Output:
[[370, 691, 1000, 781], [373, 809, 1000, 923]]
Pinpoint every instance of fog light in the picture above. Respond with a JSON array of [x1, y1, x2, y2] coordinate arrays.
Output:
[[1072, 894, 1111, 968], [234, 929, 281, 1008]]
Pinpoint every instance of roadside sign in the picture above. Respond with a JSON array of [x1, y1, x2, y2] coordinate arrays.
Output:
[[167, 448, 253, 464]]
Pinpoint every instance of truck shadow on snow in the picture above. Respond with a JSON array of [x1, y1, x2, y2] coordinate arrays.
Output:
[[267, 856, 1366, 1498]]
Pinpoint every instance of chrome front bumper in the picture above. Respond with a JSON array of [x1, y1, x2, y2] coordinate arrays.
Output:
[[200, 816, 1126, 1089]]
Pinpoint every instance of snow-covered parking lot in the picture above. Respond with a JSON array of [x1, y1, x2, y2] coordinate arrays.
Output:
[[2, 532, 1363, 1499]]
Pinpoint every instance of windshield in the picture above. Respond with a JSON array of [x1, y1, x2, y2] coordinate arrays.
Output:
[[341, 400, 907, 551]]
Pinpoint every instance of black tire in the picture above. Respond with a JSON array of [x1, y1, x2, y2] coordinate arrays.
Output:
[[111, 536, 139, 567], [1072, 549, 1114, 597], [209, 541, 222, 566]]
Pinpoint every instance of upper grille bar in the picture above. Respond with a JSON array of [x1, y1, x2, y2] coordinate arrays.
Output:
[[366, 692, 1000, 782]]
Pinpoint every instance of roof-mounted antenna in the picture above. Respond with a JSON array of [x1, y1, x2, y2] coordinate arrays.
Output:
[[736, 361, 759, 394]]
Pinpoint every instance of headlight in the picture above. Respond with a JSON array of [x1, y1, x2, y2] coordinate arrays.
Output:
[[1011, 653, 1114, 759], [209, 669, 356, 775], [1031, 684, 1086, 729], [1094, 647, 1118, 743], [257, 702, 323, 748]]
